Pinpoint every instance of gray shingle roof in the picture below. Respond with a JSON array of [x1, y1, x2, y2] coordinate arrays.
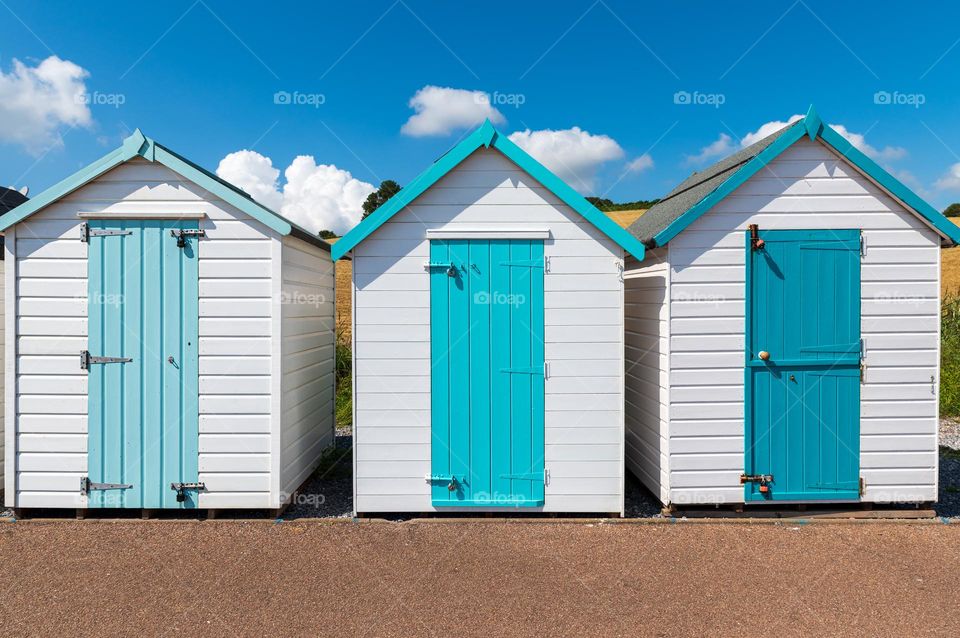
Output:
[[0, 186, 28, 214], [627, 120, 803, 247]]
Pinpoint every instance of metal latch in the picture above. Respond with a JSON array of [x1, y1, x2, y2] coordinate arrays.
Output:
[[425, 262, 458, 277], [740, 473, 774, 493], [171, 482, 206, 502], [80, 350, 132, 370], [171, 228, 206, 248], [748, 223, 765, 251], [80, 477, 133, 496], [80, 222, 132, 242], [427, 474, 459, 491]]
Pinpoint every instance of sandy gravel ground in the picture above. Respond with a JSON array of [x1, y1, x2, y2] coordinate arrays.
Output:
[[1, 520, 958, 637]]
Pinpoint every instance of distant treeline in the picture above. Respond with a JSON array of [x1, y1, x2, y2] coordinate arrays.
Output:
[[586, 197, 659, 211]]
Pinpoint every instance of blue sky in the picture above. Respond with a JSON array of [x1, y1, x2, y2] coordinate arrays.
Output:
[[3, 1, 960, 232]]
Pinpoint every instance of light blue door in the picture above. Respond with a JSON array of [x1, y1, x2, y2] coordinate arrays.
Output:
[[429, 239, 545, 507], [745, 229, 861, 501], [86, 220, 200, 508]]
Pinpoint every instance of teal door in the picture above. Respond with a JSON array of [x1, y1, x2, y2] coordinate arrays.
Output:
[[429, 239, 545, 507], [86, 220, 200, 508], [745, 229, 861, 501]]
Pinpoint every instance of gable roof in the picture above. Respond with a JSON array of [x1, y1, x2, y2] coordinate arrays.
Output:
[[331, 120, 646, 261], [0, 130, 330, 251], [0, 186, 28, 214], [628, 106, 960, 249]]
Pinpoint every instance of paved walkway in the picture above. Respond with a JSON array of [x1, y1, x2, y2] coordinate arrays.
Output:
[[1, 519, 958, 636]]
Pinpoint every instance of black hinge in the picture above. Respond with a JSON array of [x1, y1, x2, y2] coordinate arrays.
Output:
[[171, 228, 206, 248], [80, 350, 133, 370], [80, 222, 132, 242]]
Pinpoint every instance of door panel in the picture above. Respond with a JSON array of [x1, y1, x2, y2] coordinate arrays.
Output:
[[87, 220, 199, 508], [430, 239, 545, 507], [745, 229, 860, 501]]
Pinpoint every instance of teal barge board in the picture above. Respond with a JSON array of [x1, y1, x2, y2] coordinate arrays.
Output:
[[1, 131, 336, 510], [335, 121, 645, 515], [622, 107, 959, 507]]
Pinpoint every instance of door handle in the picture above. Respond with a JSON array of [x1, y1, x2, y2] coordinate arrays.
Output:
[[758, 350, 770, 361]]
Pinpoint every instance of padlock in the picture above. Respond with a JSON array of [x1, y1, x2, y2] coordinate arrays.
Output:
[[759, 484, 769, 494]]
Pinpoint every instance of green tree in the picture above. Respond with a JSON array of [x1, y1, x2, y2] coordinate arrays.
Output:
[[318, 229, 337, 239], [362, 180, 402, 218], [945, 203, 960, 217]]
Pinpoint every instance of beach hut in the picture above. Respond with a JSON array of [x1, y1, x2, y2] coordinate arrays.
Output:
[[333, 120, 647, 514], [0, 130, 335, 512], [624, 107, 960, 507], [0, 186, 28, 497]]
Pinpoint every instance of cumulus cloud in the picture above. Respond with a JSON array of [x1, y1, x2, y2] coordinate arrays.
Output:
[[216, 151, 374, 235], [740, 115, 804, 147], [401, 85, 505, 137], [689, 116, 910, 168], [508, 126, 624, 193], [0, 55, 93, 154], [625, 154, 654, 173], [685, 133, 735, 165], [935, 163, 960, 191]]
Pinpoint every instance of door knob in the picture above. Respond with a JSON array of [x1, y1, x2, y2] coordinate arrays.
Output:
[[168, 356, 175, 364], [758, 351, 770, 361]]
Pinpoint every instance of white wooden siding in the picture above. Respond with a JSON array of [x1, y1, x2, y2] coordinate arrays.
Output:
[[664, 138, 940, 505], [0, 258, 5, 492], [352, 148, 625, 513], [623, 247, 669, 503], [9, 158, 281, 508], [278, 236, 336, 502]]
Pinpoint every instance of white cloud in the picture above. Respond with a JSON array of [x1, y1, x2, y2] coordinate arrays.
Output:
[[401, 85, 505, 137], [685, 133, 735, 165], [688, 116, 910, 170], [625, 154, 654, 173], [829, 123, 907, 162], [216, 151, 374, 235], [508, 126, 624, 193], [740, 115, 804, 147], [0, 56, 93, 154], [935, 163, 960, 191]]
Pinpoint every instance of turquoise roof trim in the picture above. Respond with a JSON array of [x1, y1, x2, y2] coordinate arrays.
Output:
[[331, 120, 646, 260], [0, 129, 330, 250], [652, 105, 960, 247]]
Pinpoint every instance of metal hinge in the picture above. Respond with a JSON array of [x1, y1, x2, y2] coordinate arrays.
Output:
[[80, 477, 133, 496], [860, 231, 866, 258], [544, 256, 551, 274], [171, 482, 206, 502], [859, 339, 866, 383], [171, 228, 205, 248], [80, 222, 132, 242], [859, 477, 866, 497], [80, 350, 132, 370]]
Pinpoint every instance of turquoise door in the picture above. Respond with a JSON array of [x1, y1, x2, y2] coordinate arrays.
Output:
[[429, 239, 545, 507], [745, 229, 861, 501], [86, 220, 200, 508]]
